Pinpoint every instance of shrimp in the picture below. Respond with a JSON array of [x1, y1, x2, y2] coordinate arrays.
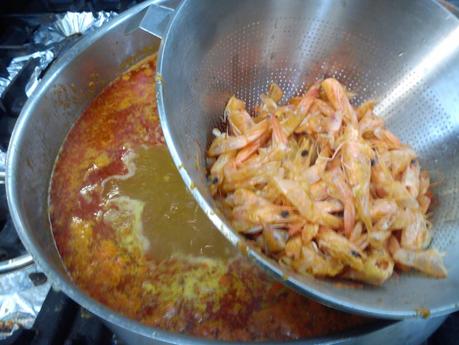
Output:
[[295, 111, 326, 135], [272, 177, 316, 223], [316, 227, 366, 271], [224, 95, 245, 118], [268, 82, 283, 102], [321, 78, 358, 128], [315, 199, 343, 213], [342, 126, 373, 232], [273, 177, 342, 228], [287, 221, 306, 236], [263, 224, 289, 253], [349, 222, 363, 243], [368, 229, 391, 248], [228, 109, 254, 136], [370, 198, 398, 221], [222, 162, 282, 192], [349, 223, 370, 251], [359, 111, 384, 137], [235, 130, 271, 165], [327, 110, 344, 134], [371, 159, 418, 209], [208, 119, 270, 156], [390, 207, 411, 230], [355, 234, 369, 251], [419, 170, 431, 197], [301, 223, 319, 244], [209, 151, 235, 195], [297, 83, 321, 117], [313, 98, 335, 117], [292, 243, 344, 277], [381, 147, 417, 178], [225, 96, 253, 135], [309, 180, 329, 201], [260, 94, 278, 115], [417, 170, 432, 214], [342, 248, 394, 285], [389, 237, 447, 278], [282, 84, 320, 135], [401, 210, 431, 250], [274, 104, 295, 120], [369, 198, 398, 237], [297, 110, 343, 137], [231, 189, 298, 227], [324, 167, 355, 235], [302, 146, 331, 185], [285, 235, 302, 259], [228, 109, 253, 133], [402, 159, 421, 198], [374, 128, 401, 149], [208, 79, 440, 284], [283, 140, 312, 181], [356, 100, 376, 121], [270, 115, 288, 148], [418, 195, 431, 215]]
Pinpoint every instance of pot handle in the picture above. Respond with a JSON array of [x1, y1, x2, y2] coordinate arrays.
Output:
[[125, 3, 175, 39], [0, 154, 35, 273], [0, 254, 34, 273]]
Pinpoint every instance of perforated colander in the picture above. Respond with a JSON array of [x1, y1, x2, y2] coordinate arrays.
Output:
[[139, 0, 459, 318]]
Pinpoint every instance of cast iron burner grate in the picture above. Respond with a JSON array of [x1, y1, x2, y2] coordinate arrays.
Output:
[[1, 290, 120, 345], [0, 288, 457, 345]]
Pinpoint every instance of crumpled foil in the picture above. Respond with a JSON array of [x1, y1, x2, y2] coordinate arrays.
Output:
[[1, 51, 55, 98], [0, 11, 117, 98], [33, 11, 117, 46], [0, 10, 117, 340], [0, 265, 50, 339]]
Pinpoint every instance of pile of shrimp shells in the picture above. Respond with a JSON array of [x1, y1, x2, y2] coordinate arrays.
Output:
[[206, 78, 446, 285]]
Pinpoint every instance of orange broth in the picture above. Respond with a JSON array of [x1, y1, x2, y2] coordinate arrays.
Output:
[[49, 54, 370, 341]]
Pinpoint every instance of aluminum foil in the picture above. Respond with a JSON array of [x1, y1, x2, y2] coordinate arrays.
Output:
[[0, 10, 117, 340], [33, 11, 117, 46], [0, 11, 117, 98], [0, 265, 50, 339]]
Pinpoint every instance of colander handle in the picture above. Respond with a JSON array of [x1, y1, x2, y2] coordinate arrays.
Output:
[[126, 3, 175, 39]]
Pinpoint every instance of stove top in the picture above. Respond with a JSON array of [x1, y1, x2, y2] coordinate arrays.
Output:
[[0, 1, 130, 272], [1, 1, 459, 344], [0, 1, 132, 341]]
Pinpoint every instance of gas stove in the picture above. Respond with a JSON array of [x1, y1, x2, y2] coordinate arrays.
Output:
[[1, 1, 459, 344], [0, 1, 136, 344]]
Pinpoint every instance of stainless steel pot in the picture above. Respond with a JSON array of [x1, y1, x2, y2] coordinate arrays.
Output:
[[4, 1, 450, 344]]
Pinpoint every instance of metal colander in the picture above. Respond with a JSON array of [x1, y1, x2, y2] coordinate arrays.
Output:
[[140, 0, 459, 318]]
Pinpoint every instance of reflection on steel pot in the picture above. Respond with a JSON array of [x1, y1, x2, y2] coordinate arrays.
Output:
[[4, 0, 450, 344]]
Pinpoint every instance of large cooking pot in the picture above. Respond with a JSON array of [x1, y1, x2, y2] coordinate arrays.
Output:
[[5, 1, 449, 344]]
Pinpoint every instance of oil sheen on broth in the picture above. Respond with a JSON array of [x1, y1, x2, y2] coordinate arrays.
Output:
[[49, 54, 370, 341]]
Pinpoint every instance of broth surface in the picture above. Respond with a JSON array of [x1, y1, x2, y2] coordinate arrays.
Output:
[[49, 54, 370, 341]]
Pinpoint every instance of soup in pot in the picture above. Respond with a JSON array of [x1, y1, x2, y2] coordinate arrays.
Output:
[[49, 54, 370, 341]]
